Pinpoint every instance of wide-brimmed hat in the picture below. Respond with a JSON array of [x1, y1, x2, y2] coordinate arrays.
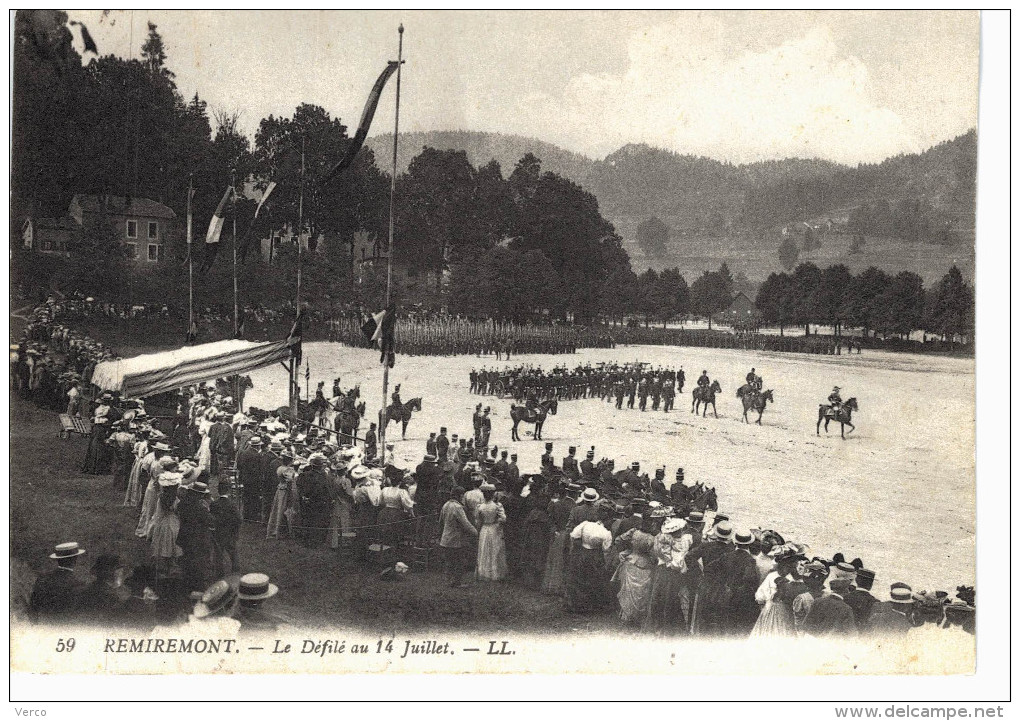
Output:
[[350, 465, 370, 480], [49, 542, 86, 560], [248, 436, 264, 447], [581, 488, 600, 502], [890, 584, 913, 605], [685, 510, 705, 525], [237, 573, 279, 601], [662, 517, 685, 535], [710, 521, 733, 540], [152, 442, 171, 453], [480, 482, 496, 492], [734, 529, 755, 546], [189, 481, 210, 495], [309, 452, 328, 467], [193, 580, 239, 618]]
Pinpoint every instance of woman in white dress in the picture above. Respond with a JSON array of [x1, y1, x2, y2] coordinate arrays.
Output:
[[123, 434, 149, 507], [750, 546, 804, 637], [474, 484, 508, 582], [134, 444, 170, 537], [196, 422, 212, 473]]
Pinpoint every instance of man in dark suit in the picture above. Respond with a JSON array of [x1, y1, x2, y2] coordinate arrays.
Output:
[[804, 578, 859, 637], [561, 446, 580, 480], [236, 436, 264, 521], [414, 454, 442, 517], [211, 492, 242, 576], [177, 483, 215, 592], [208, 411, 235, 484], [865, 583, 915, 635], [845, 567, 879, 629], [436, 427, 450, 463], [505, 454, 521, 496], [579, 447, 598, 483], [30, 542, 87, 621]]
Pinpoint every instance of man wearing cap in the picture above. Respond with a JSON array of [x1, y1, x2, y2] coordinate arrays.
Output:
[[493, 450, 509, 481], [505, 453, 521, 496], [472, 403, 483, 445], [414, 453, 442, 518], [436, 427, 450, 463], [363, 422, 378, 463], [297, 453, 333, 546], [540, 442, 556, 473], [845, 567, 878, 629], [426, 432, 438, 458], [29, 542, 87, 620], [579, 447, 597, 483], [562, 446, 580, 480], [479, 407, 492, 448], [208, 412, 235, 491], [236, 435, 264, 522]]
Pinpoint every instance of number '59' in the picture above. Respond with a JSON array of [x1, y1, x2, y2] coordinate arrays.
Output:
[[55, 638, 76, 652]]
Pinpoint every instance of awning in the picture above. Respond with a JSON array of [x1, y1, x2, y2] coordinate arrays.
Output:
[[90, 338, 294, 398]]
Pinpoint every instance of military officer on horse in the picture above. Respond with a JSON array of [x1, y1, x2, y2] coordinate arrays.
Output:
[[828, 386, 843, 413]]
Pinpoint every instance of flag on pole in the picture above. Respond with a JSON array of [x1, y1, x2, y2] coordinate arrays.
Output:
[[370, 304, 397, 367], [205, 185, 233, 244], [325, 61, 400, 184], [287, 310, 304, 365], [186, 185, 195, 245], [199, 185, 234, 273], [254, 181, 276, 219]]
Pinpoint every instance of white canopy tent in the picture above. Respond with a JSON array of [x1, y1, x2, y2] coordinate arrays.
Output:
[[90, 338, 294, 399]]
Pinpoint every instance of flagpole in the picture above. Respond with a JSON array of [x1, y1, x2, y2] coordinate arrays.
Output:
[[379, 23, 403, 454], [231, 168, 238, 338], [296, 136, 305, 313], [187, 174, 194, 342]]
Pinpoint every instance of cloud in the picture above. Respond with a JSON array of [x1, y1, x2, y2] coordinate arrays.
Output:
[[517, 20, 921, 164]]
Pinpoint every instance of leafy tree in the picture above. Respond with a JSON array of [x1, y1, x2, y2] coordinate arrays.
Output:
[[690, 270, 731, 329], [874, 271, 925, 338], [635, 269, 660, 326], [141, 22, 172, 78], [790, 262, 822, 334], [817, 264, 854, 335], [848, 266, 890, 338], [778, 235, 799, 271], [636, 216, 669, 258], [925, 266, 974, 341], [755, 272, 794, 335], [655, 267, 689, 326], [59, 213, 128, 298]]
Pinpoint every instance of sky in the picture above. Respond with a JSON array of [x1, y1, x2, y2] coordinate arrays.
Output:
[[65, 10, 980, 165]]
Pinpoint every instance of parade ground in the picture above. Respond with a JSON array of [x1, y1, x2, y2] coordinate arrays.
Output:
[[247, 342, 976, 595]]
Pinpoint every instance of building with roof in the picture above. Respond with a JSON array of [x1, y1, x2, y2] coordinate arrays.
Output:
[[22, 195, 177, 265]]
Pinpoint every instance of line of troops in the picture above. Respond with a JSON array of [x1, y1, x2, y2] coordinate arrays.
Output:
[[327, 316, 616, 357], [471, 362, 687, 411]]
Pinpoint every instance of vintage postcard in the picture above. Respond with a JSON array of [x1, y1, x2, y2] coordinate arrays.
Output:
[[8, 8, 995, 698]]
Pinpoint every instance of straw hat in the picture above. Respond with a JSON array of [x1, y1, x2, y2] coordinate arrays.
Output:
[[237, 573, 279, 602], [49, 542, 86, 560], [193, 580, 239, 618]]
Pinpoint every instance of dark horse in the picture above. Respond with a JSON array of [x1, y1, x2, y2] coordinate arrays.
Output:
[[669, 481, 719, 517], [385, 397, 422, 440], [691, 380, 722, 418], [817, 397, 858, 439], [510, 398, 558, 441], [737, 386, 774, 425]]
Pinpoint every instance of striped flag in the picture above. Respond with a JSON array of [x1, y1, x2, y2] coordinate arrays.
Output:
[[205, 185, 234, 244]]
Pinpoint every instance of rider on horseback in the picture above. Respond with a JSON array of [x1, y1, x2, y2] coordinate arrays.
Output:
[[391, 384, 402, 408], [697, 370, 710, 389], [828, 386, 843, 413], [746, 368, 762, 392]]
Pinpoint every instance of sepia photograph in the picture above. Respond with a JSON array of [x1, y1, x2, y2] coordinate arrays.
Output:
[[6, 7, 1008, 708]]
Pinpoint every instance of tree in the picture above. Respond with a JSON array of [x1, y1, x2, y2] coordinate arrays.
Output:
[[755, 272, 794, 335], [778, 235, 799, 271], [690, 270, 731, 329], [818, 264, 854, 335], [141, 22, 172, 78], [790, 262, 822, 334], [925, 266, 974, 342], [874, 271, 925, 338], [636, 216, 669, 258], [59, 213, 128, 298], [655, 267, 689, 327], [849, 266, 890, 339]]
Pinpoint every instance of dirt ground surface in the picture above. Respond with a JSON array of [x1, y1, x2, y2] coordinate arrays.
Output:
[[9, 341, 974, 638], [248, 342, 976, 594]]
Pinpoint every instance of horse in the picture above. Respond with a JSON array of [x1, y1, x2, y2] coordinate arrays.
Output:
[[817, 397, 858, 439], [385, 397, 422, 439], [740, 388, 774, 425], [692, 380, 722, 418], [509, 398, 557, 441]]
